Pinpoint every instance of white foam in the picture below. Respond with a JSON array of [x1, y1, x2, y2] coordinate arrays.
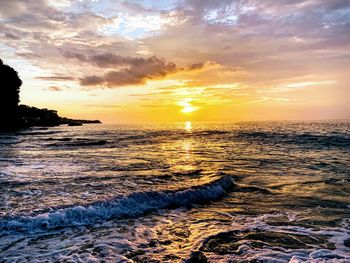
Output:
[[206, 215, 350, 263], [0, 175, 233, 233], [0, 171, 10, 177]]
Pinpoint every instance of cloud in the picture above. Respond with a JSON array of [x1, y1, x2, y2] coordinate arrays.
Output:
[[36, 76, 75, 81], [187, 62, 206, 70], [45, 86, 64, 91], [285, 80, 336, 89], [0, 0, 349, 120], [75, 53, 209, 87], [4, 33, 20, 40], [63, 52, 169, 68], [186, 61, 219, 71], [80, 75, 104, 86], [79, 55, 177, 87]]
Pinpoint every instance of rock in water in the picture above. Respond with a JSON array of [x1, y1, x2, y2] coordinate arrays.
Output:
[[187, 251, 208, 263], [68, 122, 83, 126], [344, 239, 350, 248]]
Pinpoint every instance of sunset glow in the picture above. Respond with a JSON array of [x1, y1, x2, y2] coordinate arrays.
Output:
[[1, 1, 350, 261], [178, 99, 198, 114], [0, 0, 349, 123]]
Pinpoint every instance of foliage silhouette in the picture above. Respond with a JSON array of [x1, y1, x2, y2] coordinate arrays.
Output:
[[0, 59, 22, 130], [0, 58, 100, 131]]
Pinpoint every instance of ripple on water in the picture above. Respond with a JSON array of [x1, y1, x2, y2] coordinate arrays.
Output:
[[0, 122, 349, 262]]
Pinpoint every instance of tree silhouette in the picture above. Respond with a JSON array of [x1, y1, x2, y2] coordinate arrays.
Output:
[[0, 59, 22, 130]]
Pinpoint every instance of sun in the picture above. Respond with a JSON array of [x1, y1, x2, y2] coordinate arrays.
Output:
[[182, 105, 195, 113], [178, 99, 198, 114]]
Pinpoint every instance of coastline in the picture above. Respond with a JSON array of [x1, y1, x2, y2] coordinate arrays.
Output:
[[1, 104, 101, 131]]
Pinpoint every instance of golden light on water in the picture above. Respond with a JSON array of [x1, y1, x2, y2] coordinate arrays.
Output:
[[185, 121, 192, 131]]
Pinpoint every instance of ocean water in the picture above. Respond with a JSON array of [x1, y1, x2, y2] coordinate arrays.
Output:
[[0, 121, 349, 262]]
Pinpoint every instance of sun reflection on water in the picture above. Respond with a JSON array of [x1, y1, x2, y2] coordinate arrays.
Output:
[[185, 121, 192, 132]]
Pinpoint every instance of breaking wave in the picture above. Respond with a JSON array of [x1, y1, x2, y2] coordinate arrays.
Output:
[[0, 175, 233, 233]]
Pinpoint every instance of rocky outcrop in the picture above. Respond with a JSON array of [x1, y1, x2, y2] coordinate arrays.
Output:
[[13, 104, 101, 129], [187, 251, 208, 263], [61, 117, 101, 125], [0, 59, 101, 131]]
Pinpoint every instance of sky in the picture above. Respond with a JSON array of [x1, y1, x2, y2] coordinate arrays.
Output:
[[1, 0, 349, 123]]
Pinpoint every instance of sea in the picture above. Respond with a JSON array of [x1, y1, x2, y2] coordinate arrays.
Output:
[[0, 121, 349, 262]]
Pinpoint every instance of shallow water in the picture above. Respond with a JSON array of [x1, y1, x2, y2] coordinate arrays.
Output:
[[0, 121, 349, 262]]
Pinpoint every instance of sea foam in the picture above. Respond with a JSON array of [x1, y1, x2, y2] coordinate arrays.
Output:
[[0, 175, 233, 233]]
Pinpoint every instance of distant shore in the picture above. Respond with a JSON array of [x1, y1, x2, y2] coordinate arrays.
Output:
[[1, 104, 101, 131]]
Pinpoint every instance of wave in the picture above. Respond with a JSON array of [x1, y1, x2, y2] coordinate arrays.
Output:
[[16, 130, 62, 136], [0, 175, 233, 233], [236, 131, 350, 149], [0, 171, 11, 177], [48, 139, 107, 147]]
